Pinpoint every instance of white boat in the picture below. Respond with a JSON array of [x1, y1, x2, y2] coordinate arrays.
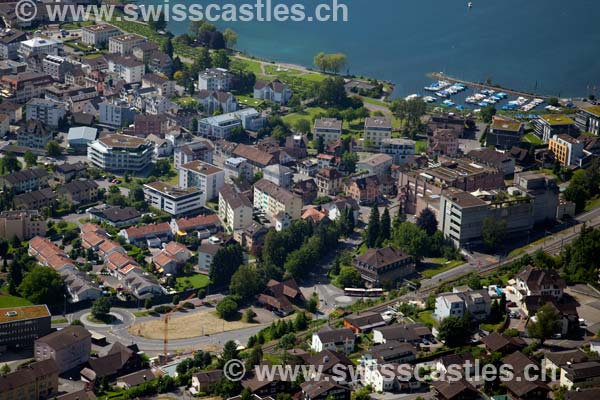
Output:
[[443, 99, 455, 107], [424, 80, 450, 91], [468, 2, 473, 8], [423, 96, 437, 103], [405, 94, 420, 101]]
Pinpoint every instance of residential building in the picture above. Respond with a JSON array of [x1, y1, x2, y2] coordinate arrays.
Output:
[[132, 114, 166, 137], [513, 171, 560, 222], [434, 287, 491, 321], [198, 67, 233, 91], [191, 370, 223, 395], [0, 72, 53, 102], [364, 117, 392, 147], [487, 116, 524, 149], [42, 55, 71, 81], [219, 183, 253, 232], [379, 138, 415, 164], [0, 100, 22, 122], [198, 90, 238, 114], [0, 359, 58, 400], [108, 34, 145, 55], [88, 206, 140, 228], [345, 175, 380, 205], [367, 341, 417, 364], [431, 379, 479, 400], [116, 369, 156, 390], [34, 326, 91, 373], [142, 73, 175, 97], [561, 361, 600, 390], [197, 242, 220, 273], [253, 79, 292, 104], [153, 241, 192, 275], [0, 305, 51, 350], [544, 349, 589, 372], [357, 154, 393, 178], [61, 269, 102, 303], [198, 108, 265, 138], [232, 144, 276, 174], [0, 167, 49, 193], [372, 323, 433, 345], [56, 180, 99, 204], [0, 28, 27, 59], [80, 342, 145, 383], [315, 167, 343, 196], [143, 182, 205, 215], [293, 179, 318, 205], [98, 100, 137, 127], [223, 157, 251, 183], [354, 246, 414, 286], [480, 332, 526, 355], [106, 55, 145, 83], [314, 118, 342, 143], [466, 147, 516, 176], [18, 37, 61, 58], [14, 189, 57, 210], [170, 214, 220, 236], [300, 381, 350, 400], [81, 24, 121, 46], [534, 114, 577, 143], [343, 312, 386, 333], [549, 134, 589, 167], [310, 328, 355, 353], [17, 119, 53, 149], [88, 134, 153, 172], [515, 266, 565, 300], [263, 164, 293, 189], [575, 105, 600, 136], [234, 221, 268, 255], [253, 178, 303, 221], [178, 160, 224, 200], [174, 140, 214, 168], [0, 210, 45, 240], [0, 113, 7, 137], [25, 98, 65, 128]]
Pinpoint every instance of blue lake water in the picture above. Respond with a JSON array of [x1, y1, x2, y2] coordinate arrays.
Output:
[[161, 0, 600, 98]]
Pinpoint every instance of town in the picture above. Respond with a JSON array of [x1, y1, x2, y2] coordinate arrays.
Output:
[[1, 9, 600, 400]]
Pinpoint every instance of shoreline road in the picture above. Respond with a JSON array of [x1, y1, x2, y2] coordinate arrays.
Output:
[[70, 308, 263, 356]]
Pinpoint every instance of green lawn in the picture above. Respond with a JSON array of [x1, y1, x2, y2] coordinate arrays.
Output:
[[230, 58, 263, 74], [585, 196, 600, 212], [419, 258, 465, 279], [175, 274, 210, 291], [522, 133, 544, 145], [0, 295, 32, 307], [237, 95, 264, 108], [418, 310, 436, 327], [361, 96, 390, 108], [282, 107, 327, 128]]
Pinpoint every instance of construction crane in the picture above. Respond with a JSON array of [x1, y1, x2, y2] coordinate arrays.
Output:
[[162, 293, 196, 363]]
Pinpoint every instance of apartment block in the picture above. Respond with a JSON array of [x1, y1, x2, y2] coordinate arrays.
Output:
[[218, 183, 253, 232], [364, 117, 392, 147], [87, 134, 153, 172], [314, 118, 342, 143], [178, 160, 224, 201], [253, 178, 303, 221], [143, 182, 205, 216], [0, 210, 46, 240], [108, 34, 145, 55], [81, 24, 121, 46]]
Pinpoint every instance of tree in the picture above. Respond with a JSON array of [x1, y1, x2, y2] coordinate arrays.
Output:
[[223, 28, 238, 48], [437, 315, 473, 347], [148, 10, 167, 31], [482, 217, 507, 252], [161, 37, 174, 58], [337, 266, 362, 288], [316, 136, 325, 153], [313, 52, 347, 74], [24, 151, 37, 168], [527, 303, 560, 344], [211, 49, 230, 69], [0, 364, 10, 375], [216, 297, 238, 320], [480, 105, 497, 124], [0, 151, 20, 173], [317, 77, 349, 107], [416, 208, 438, 236], [392, 222, 429, 260], [279, 333, 296, 349], [246, 346, 262, 369], [365, 205, 380, 248], [293, 118, 311, 134], [91, 296, 111, 319], [220, 340, 239, 366], [46, 141, 62, 157], [229, 265, 262, 300], [18, 266, 63, 305], [341, 151, 358, 173], [209, 243, 244, 287], [144, 298, 153, 309], [379, 208, 391, 243]]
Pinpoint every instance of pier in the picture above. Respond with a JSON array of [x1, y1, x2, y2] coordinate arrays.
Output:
[[429, 72, 552, 99]]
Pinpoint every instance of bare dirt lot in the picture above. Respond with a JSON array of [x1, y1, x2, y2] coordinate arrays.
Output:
[[129, 309, 261, 340]]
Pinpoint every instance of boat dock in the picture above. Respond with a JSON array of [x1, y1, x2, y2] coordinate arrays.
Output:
[[428, 72, 552, 99]]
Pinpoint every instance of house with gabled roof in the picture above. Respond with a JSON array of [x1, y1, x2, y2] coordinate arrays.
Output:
[[254, 79, 292, 105]]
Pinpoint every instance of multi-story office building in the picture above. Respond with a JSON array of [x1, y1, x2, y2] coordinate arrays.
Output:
[[87, 134, 153, 172], [42, 55, 71, 81], [364, 117, 392, 147], [548, 134, 589, 167], [178, 160, 224, 201], [18, 37, 61, 58], [534, 114, 577, 143], [575, 105, 600, 136], [143, 182, 205, 216], [0, 305, 51, 350]]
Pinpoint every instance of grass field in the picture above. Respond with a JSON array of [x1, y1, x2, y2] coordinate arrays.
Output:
[[282, 107, 327, 128], [418, 310, 436, 327], [522, 133, 544, 145], [129, 309, 258, 339], [230, 58, 263, 74], [0, 295, 32, 308], [419, 258, 465, 279], [175, 274, 210, 291], [237, 95, 264, 107]]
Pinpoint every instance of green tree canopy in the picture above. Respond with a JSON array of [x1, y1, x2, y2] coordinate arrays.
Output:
[[18, 266, 63, 305]]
